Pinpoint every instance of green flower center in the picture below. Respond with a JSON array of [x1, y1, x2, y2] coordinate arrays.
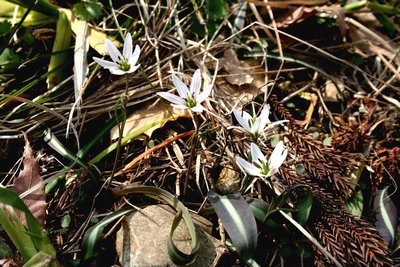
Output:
[[187, 96, 197, 108], [119, 60, 131, 71], [258, 160, 269, 175]]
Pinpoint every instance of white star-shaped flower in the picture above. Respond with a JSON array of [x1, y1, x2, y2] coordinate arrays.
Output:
[[157, 69, 212, 113], [232, 104, 287, 140], [93, 33, 140, 75], [236, 141, 288, 178]]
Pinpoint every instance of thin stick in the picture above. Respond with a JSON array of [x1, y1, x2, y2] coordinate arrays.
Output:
[[116, 130, 195, 176]]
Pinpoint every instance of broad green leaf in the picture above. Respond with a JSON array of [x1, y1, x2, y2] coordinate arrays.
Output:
[[247, 198, 269, 222], [208, 190, 258, 261], [0, 20, 11, 35], [295, 189, 313, 225], [345, 190, 363, 219], [61, 214, 71, 228], [0, 48, 21, 72], [323, 136, 332, 146], [73, 1, 102, 21], [207, 0, 227, 21], [374, 186, 397, 246], [0, 239, 14, 258]]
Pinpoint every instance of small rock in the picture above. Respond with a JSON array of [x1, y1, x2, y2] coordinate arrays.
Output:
[[116, 205, 219, 267]]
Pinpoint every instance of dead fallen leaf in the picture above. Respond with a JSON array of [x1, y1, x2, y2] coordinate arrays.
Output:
[[110, 100, 188, 140], [12, 133, 47, 226], [323, 80, 345, 102], [275, 6, 318, 28], [215, 58, 268, 109], [295, 92, 318, 126], [220, 49, 254, 86]]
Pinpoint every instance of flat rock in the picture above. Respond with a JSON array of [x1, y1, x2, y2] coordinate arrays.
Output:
[[116, 205, 219, 266]]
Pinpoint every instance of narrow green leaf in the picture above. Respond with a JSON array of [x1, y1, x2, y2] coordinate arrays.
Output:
[[374, 186, 397, 246], [0, 203, 37, 261], [208, 190, 258, 261], [88, 120, 167, 165], [43, 129, 87, 168], [0, 188, 56, 257], [47, 10, 72, 89], [81, 208, 133, 261], [5, 0, 59, 18], [112, 185, 199, 265], [23, 251, 56, 267]]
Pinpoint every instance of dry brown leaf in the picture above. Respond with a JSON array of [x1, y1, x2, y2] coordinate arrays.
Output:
[[323, 80, 344, 102], [12, 133, 47, 226], [215, 59, 269, 110], [110, 100, 188, 140], [220, 49, 254, 86], [295, 93, 318, 126], [275, 6, 318, 28]]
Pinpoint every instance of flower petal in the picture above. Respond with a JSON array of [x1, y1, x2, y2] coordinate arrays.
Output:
[[268, 141, 287, 171], [93, 57, 119, 69], [157, 92, 186, 105], [233, 109, 251, 132], [196, 84, 212, 104], [126, 64, 140, 74], [171, 104, 189, 110], [109, 68, 127, 75], [172, 74, 189, 99], [190, 104, 204, 113], [123, 33, 133, 61], [105, 39, 122, 63], [264, 120, 288, 131], [128, 45, 141, 67], [236, 156, 263, 176], [190, 69, 202, 97], [250, 143, 265, 164], [257, 104, 271, 133]]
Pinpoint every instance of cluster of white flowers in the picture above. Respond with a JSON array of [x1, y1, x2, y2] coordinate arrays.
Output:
[[93, 33, 287, 179]]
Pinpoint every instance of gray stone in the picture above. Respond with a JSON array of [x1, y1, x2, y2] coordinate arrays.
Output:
[[116, 205, 219, 267]]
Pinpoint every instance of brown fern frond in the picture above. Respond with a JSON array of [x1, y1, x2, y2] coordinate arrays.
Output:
[[371, 147, 400, 186], [279, 167, 394, 266], [270, 95, 356, 200]]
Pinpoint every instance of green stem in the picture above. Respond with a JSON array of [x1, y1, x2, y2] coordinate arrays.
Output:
[[109, 74, 129, 181], [183, 113, 199, 198]]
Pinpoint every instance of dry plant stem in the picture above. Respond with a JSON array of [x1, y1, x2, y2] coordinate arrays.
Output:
[[183, 114, 200, 198], [116, 130, 195, 176], [109, 75, 129, 182]]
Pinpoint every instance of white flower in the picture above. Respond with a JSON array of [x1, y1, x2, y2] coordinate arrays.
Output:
[[236, 141, 287, 178], [93, 33, 140, 75], [232, 104, 287, 140], [157, 69, 212, 113]]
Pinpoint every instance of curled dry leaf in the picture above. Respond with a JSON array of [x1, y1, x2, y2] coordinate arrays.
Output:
[[220, 49, 254, 86], [12, 133, 47, 226]]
